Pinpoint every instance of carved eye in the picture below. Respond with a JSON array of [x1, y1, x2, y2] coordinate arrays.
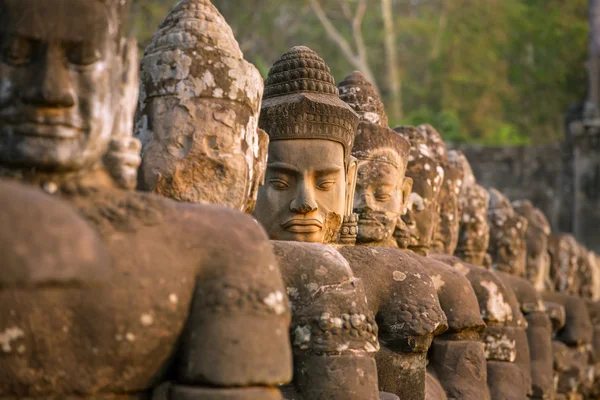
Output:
[[317, 180, 335, 191], [376, 193, 392, 202], [1, 35, 33, 66], [269, 179, 289, 190], [66, 42, 101, 66]]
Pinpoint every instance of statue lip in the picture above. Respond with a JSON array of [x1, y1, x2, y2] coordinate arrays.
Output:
[[282, 218, 323, 233], [4, 121, 83, 139]]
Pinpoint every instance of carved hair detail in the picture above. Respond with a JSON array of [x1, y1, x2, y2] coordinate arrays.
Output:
[[338, 71, 388, 128]]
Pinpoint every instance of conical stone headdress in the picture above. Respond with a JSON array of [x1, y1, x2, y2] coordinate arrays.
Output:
[[338, 71, 388, 128], [260, 46, 359, 164], [139, 0, 262, 112]]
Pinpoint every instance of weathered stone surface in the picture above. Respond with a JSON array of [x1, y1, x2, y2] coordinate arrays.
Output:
[[487, 188, 529, 277], [0, 0, 292, 397], [543, 293, 592, 346], [425, 372, 448, 400], [452, 152, 491, 266], [486, 360, 528, 400], [136, 0, 267, 212], [272, 241, 380, 400], [512, 200, 553, 292], [428, 339, 489, 400], [548, 234, 581, 295], [103, 37, 142, 191]]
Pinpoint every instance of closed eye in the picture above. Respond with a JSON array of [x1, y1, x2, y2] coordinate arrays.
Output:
[[317, 180, 336, 190], [269, 179, 289, 190]]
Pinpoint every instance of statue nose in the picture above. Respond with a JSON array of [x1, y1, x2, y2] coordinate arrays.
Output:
[[291, 202, 317, 214], [290, 184, 318, 214]]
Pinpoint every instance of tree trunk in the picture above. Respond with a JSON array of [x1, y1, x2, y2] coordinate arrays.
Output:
[[381, 0, 402, 122]]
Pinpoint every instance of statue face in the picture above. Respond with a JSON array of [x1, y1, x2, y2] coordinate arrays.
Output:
[[456, 197, 490, 266], [400, 171, 441, 253], [488, 215, 528, 277], [524, 226, 551, 291], [432, 172, 462, 254], [254, 139, 350, 243], [0, 0, 120, 172], [354, 157, 411, 244]]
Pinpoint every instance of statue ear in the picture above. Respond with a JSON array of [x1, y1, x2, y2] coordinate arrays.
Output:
[[399, 177, 413, 216], [243, 129, 269, 214], [345, 156, 358, 216]]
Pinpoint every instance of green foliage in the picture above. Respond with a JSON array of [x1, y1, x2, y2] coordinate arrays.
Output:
[[401, 108, 464, 142], [131, 0, 589, 146]]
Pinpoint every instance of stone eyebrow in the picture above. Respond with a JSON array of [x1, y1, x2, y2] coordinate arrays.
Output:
[[267, 162, 300, 175], [314, 164, 343, 176]]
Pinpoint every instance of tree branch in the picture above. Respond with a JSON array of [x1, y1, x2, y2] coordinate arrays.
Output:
[[309, 0, 378, 90], [309, 0, 360, 66]]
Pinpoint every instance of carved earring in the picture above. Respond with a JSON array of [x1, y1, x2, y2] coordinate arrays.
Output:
[[338, 213, 358, 245]]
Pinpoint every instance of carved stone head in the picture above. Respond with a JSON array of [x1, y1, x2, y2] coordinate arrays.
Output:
[[351, 122, 412, 246], [135, 0, 267, 212], [512, 199, 552, 292], [0, 0, 130, 176], [393, 126, 444, 254], [576, 245, 600, 300], [487, 188, 528, 277], [103, 37, 142, 190], [338, 71, 412, 246], [548, 234, 580, 294], [452, 150, 490, 265], [417, 125, 464, 255], [418, 124, 448, 161], [253, 46, 359, 243]]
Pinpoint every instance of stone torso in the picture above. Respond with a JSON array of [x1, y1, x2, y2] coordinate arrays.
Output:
[[0, 178, 290, 398]]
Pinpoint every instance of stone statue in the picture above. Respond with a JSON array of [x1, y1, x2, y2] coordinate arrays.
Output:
[[103, 37, 143, 191], [487, 189, 529, 278], [512, 199, 569, 399], [253, 48, 384, 400], [430, 148, 463, 256], [486, 189, 556, 399], [135, 0, 268, 213], [337, 72, 447, 399], [389, 125, 492, 400], [512, 200, 553, 292], [543, 233, 594, 399], [437, 153, 533, 400], [548, 234, 581, 295], [452, 153, 491, 267], [0, 1, 293, 399]]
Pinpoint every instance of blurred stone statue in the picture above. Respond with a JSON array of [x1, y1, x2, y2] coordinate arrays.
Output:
[[0, 1, 293, 399]]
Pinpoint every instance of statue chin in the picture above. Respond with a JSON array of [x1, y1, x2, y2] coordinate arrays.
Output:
[[357, 225, 393, 244]]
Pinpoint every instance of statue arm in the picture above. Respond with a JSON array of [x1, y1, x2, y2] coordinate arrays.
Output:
[[166, 206, 292, 399]]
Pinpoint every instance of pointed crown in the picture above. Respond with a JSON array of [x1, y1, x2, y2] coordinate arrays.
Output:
[[338, 71, 388, 127], [260, 46, 358, 163]]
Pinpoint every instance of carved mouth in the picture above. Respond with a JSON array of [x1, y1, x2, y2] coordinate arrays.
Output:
[[282, 218, 323, 233], [5, 122, 83, 139]]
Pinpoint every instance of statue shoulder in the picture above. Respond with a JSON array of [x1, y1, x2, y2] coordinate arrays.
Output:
[[417, 254, 485, 334], [272, 241, 356, 284], [495, 271, 544, 314], [339, 246, 448, 348], [0, 179, 110, 287]]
